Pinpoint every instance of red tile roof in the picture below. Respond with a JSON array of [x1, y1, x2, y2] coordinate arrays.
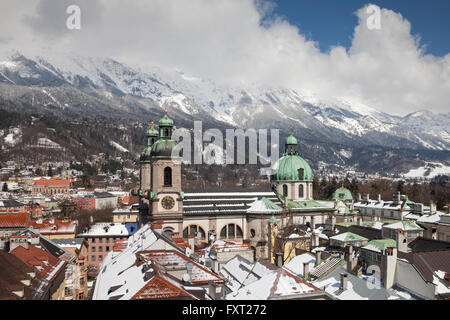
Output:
[[28, 219, 77, 235], [33, 179, 70, 188], [0, 211, 30, 228], [132, 262, 198, 300], [11, 244, 66, 282], [140, 251, 224, 285]]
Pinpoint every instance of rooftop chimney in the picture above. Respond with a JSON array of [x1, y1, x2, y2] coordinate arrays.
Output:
[[208, 281, 217, 300], [340, 273, 348, 290], [357, 217, 362, 226], [311, 216, 316, 230], [184, 262, 193, 284], [315, 251, 321, 266], [275, 253, 283, 267], [396, 229, 408, 253], [188, 234, 195, 250], [430, 201, 437, 214], [303, 262, 310, 279]]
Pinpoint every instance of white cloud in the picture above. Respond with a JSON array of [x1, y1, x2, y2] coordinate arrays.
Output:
[[0, 0, 449, 115]]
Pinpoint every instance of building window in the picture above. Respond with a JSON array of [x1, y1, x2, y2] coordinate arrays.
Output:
[[164, 167, 172, 186], [99, 238, 103, 243], [91, 255, 96, 261], [220, 224, 243, 240], [91, 238, 96, 243], [106, 246, 110, 251], [299, 184, 304, 198], [91, 247, 96, 252], [298, 168, 304, 180], [98, 247, 103, 252], [283, 185, 288, 197], [98, 255, 102, 261], [183, 225, 206, 240]]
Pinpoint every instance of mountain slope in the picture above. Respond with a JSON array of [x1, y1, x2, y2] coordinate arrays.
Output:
[[0, 52, 448, 175]]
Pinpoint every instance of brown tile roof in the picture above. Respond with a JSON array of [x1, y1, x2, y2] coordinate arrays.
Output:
[[0, 211, 30, 228], [0, 251, 48, 300], [132, 262, 198, 300], [11, 244, 66, 282], [408, 237, 450, 253], [398, 250, 450, 283]]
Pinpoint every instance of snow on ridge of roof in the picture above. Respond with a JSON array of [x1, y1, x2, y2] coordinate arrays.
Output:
[[383, 221, 424, 231], [78, 222, 129, 237], [330, 232, 368, 242], [184, 192, 276, 197]]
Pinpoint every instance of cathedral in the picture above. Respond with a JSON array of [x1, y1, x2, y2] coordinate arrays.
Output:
[[138, 110, 337, 260]]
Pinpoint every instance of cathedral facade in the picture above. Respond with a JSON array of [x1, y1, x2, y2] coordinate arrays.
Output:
[[138, 110, 337, 260]]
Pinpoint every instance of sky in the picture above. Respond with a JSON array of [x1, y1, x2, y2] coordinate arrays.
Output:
[[273, 0, 450, 57], [0, 0, 449, 116]]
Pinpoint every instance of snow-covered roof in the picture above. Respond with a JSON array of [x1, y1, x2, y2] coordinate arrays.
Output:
[[226, 267, 318, 300], [78, 222, 129, 237], [282, 253, 316, 278], [313, 265, 412, 300]]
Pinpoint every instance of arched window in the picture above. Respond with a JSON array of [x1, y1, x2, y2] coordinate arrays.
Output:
[[298, 168, 304, 180], [220, 224, 243, 240], [164, 128, 169, 137], [299, 184, 304, 198], [163, 227, 174, 238], [282, 185, 288, 197], [182, 225, 206, 240], [164, 167, 172, 186]]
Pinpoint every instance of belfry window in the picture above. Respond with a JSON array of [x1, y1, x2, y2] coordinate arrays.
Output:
[[298, 168, 304, 180], [299, 184, 304, 198], [283, 185, 288, 197], [164, 167, 172, 186], [164, 128, 170, 137]]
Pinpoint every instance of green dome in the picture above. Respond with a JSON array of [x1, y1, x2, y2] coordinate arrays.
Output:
[[286, 135, 298, 145], [332, 187, 353, 201], [271, 155, 313, 182], [147, 126, 158, 137], [140, 146, 152, 161], [159, 110, 174, 127], [150, 139, 179, 159]]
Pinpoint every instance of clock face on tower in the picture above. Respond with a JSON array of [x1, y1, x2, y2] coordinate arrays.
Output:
[[161, 196, 175, 210]]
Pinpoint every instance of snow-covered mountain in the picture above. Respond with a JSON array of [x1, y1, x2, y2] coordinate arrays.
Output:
[[0, 51, 449, 174]]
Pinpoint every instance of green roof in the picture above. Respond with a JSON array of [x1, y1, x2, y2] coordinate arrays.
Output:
[[365, 239, 397, 252], [147, 127, 158, 137], [271, 155, 313, 182], [343, 232, 368, 242], [150, 139, 179, 158], [140, 146, 152, 161], [285, 134, 298, 145], [383, 220, 424, 231], [262, 197, 282, 211], [159, 113, 174, 126], [332, 187, 353, 201]]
